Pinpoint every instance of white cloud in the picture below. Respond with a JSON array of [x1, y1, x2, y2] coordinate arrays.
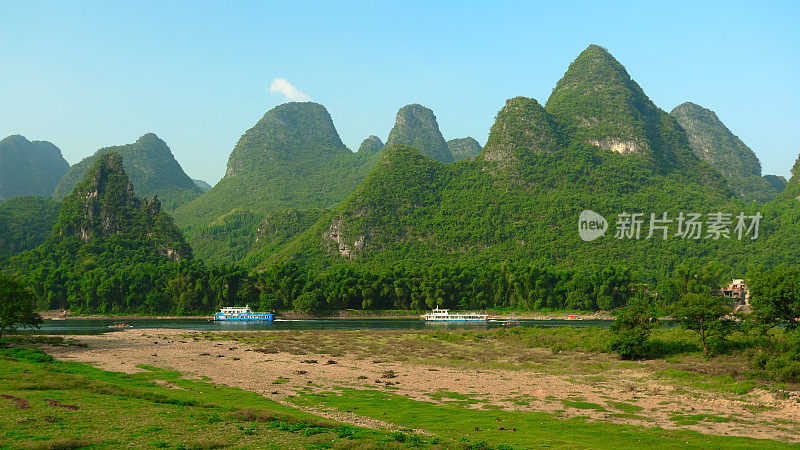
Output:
[[268, 78, 312, 102]]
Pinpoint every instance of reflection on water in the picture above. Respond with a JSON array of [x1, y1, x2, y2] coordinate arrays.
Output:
[[19, 318, 611, 335]]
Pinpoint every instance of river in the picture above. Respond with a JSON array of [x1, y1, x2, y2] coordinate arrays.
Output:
[[21, 318, 612, 335]]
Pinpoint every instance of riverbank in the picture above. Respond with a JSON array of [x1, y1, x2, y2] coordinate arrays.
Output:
[[38, 309, 615, 321], [38, 310, 214, 320], [40, 327, 800, 444]]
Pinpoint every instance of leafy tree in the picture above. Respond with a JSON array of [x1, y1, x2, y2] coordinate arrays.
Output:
[[673, 262, 726, 295], [610, 294, 656, 360], [0, 274, 42, 338], [749, 266, 800, 330], [673, 293, 735, 356], [293, 290, 326, 313]]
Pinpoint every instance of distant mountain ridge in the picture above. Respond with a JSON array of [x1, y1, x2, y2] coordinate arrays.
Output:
[[670, 102, 778, 202], [0, 135, 69, 201], [192, 179, 212, 192], [0, 196, 60, 261], [52, 133, 201, 211]]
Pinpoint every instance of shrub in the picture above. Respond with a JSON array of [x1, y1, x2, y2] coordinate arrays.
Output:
[[610, 295, 656, 360]]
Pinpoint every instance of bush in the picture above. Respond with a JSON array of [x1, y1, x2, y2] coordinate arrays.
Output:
[[747, 329, 800, 382], [610, 295, 656, 360]]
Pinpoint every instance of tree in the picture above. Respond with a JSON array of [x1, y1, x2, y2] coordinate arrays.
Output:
[[610, 294, 656, 360], [749, 266, 800, 330], [0, 274, 42, 339], [673, 293, 735, 357], [673, 262, 726, 295]]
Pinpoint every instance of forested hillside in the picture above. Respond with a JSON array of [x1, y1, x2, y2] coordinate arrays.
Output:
[[264, 46, 783, 275], [172, 102, 384, 264], [0, 196, 60, 262]]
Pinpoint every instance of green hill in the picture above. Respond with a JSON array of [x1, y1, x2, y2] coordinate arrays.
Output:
[[0, 135, 69, 201], [544, 46, 728, 193], [262, 46, 777, 273], [52, 133, 201, 211], [750, 154, 800, 267], [446, 137, 482, 161], [670, 102, 778, 202], [172, 102, 383, 264], [384, 104, 454, 163], [192, 179, 213, 192], [763, 175, 787, 193], [48, 152, 191, 259], [479, 96, 563, 171], [0, 196, 60, 262], [777, 154, 800, 202], [357, 135, 384, 154]]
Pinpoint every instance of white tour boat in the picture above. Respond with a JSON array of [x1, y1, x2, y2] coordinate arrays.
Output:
[[422, 307, 488, 322]]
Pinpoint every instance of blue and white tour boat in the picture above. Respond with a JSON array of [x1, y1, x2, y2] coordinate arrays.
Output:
[[214, 305, 274, 322]]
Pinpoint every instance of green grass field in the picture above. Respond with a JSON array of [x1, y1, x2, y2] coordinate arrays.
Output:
[[1, 334, 797, 449], [0, 339, 429, 449], [288, 388, 792, 449]]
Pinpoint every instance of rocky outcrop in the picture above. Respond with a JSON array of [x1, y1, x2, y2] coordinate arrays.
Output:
[[323, 218, 364, 259], [54, 152, 191, 261]]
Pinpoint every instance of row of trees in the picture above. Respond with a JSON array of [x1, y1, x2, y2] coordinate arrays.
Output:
[[9, 258, 639, 315], [256, 263, 636, 313], [11, 248, 797, 320]]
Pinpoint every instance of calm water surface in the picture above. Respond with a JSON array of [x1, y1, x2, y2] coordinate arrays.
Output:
[[22, 318, 611, 335]]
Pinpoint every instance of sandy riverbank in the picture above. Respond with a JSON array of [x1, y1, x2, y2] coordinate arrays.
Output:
[[43, 328, 800, 442]]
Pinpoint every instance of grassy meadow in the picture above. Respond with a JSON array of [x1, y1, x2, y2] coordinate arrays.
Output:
[[2, 326, 799, 449]]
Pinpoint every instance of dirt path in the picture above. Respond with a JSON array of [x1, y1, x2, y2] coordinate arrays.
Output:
[[45, 329, 800, 442]]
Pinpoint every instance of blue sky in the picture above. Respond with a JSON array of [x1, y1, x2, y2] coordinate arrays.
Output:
[[1, 1, 798, 184]]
